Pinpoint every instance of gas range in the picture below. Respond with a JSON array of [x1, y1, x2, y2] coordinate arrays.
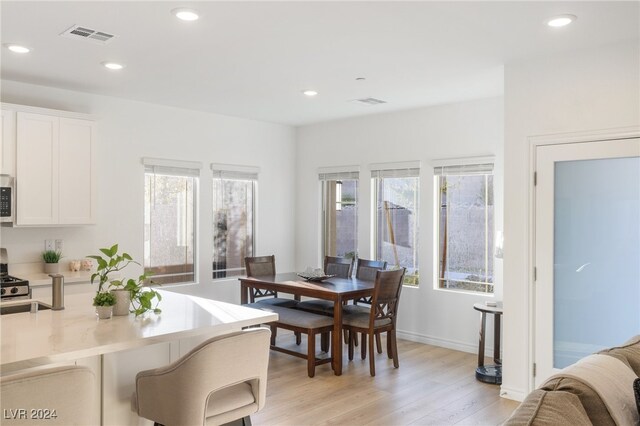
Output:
[[0, 248, 30, 300]]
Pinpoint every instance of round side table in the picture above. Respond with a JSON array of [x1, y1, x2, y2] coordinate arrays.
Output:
[[473, 302, 503, 385]]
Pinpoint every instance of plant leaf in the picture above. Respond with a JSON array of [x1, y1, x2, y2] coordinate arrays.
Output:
[[122, 253, 132, 261], [99, 248, 112, 257], [109, 244, 118, 256]]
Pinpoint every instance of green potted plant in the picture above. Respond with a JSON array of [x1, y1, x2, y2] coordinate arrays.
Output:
[[88, 244, 162, 317], [42, 250, 63, 274], [93, 292, 116, 319]]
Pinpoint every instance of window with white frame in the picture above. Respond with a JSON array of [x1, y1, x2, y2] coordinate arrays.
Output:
[[212, 165, 257, 279], [319, 170, 359, 259], [144, 159, 199, 285], [372, 163, 420, 286], [434, 161, 494, 293]]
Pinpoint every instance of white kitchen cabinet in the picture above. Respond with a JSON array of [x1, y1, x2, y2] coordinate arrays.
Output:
[[0, 109, 16, 175], [15, 110, 95, 226]]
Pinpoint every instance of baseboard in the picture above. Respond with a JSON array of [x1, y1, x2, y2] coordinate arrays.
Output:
[[396, 329, 494, 358], [499, 386, 526, 402]]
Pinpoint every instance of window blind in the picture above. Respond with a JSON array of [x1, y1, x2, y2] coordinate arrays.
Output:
[[318, 171, 359, 181], [370, 161, 420, 179], [433, 163, 493, 176], [142, 158, 201, 177], [211, 164, 259, 181]]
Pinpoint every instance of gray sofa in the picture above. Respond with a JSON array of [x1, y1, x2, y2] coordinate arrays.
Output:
[[504, 335, 640, 425]]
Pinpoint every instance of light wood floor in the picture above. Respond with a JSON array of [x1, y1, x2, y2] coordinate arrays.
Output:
[[251, 332, 519, 426]]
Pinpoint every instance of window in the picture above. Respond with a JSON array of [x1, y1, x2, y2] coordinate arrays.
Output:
[[212, 166, 257, 279], [434, 162, 494, 293], [144, 160, 199, 285], [372, 163, 420, 286], [319, 170, 358, 258]]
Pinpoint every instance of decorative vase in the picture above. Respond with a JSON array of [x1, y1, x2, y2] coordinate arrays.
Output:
[[44, 263, 60, 274], [96, 306, 113, 319], [111, 289, 131, 316]]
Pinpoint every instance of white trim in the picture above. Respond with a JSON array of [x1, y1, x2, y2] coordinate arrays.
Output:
[[370, 160, 420, 172], [431, 155, 495, 168], [210, 163, 260, 174], [317, 165, 360, 174], [1, 102, 96, 121], [396, 329, 493, 358], [527, 125, 640, 394], [499, 386, 527, 402], [142, 157, 202, 170]]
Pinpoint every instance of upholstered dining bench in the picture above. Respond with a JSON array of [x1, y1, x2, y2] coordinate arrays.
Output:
[[245, 304, 333, 377]]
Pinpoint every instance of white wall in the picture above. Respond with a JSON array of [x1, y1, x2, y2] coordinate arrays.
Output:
[[0, 80, 296, 302], [502, 39, 640, 400], [296, 96, 504, 354]]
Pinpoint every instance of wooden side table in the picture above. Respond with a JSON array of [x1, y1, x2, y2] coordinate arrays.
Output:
[[473, 302, 503, 385]]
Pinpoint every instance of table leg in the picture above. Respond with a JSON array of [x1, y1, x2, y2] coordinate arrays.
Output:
[[240, 282, 248, 304], [494, 313, 501, 365], [332, 297, 343, 375], [477, 312, 486, 368]]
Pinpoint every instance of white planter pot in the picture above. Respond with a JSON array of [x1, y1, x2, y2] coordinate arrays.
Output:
[[111, 290, 131, 316], [44, 263, 60, 274], [95, 306, 113, 320]]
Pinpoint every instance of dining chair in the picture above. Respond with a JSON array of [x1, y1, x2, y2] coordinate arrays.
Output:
[[1, 365, 96, 425], [133, 327, 271, 426], [343, 268, 406, 376], [345, 258, 387, 350], [245, 255, 298, 308], [296, 255, 355, 315]]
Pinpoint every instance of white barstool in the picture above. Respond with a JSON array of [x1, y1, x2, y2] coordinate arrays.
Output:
[[0, 365, 96, 425], [133, 327, 271, 426]]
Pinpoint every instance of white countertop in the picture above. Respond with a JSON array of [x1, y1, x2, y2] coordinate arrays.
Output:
[[0, 289, 277, 373]]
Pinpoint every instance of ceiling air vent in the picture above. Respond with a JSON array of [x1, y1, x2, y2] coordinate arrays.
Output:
[[353, 97, 387, 106], [60, 24, 117, 45]]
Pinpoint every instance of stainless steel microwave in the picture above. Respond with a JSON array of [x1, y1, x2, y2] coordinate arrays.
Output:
[[0, 175, 14, 223]]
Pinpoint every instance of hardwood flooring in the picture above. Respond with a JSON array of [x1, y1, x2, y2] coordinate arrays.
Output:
[[251, 331, 519, 426]]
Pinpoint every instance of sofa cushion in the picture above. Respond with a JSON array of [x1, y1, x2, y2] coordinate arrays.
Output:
[[503, 389, 592, 425], [539, 376, 614, 426], [598, 335, 640, 376]]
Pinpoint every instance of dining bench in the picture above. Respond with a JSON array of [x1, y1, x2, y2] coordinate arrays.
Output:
[[245, 304, 333, 377]]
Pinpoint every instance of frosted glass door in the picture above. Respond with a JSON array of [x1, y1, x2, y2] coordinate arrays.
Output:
[[534, 137, 640, 386]]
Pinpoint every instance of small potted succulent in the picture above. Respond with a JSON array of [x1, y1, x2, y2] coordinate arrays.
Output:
[[93, 291, 116, 319], [42, 250, 63, 273], [88, 244, 162, 317]]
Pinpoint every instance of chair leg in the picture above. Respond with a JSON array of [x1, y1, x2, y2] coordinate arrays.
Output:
[[361, 333, 367, 360], [320, 332, 329, 352], [242, 416, 253, 426], [387, 330, 393, 359], [348, 329, 354, 361], [269, 325, 277, 346], [368, 332, 376, 376], [343, 329, 349, 344], [295, 332, 302, 345], [307, 331, 316, 378], [390, 329, 399, 368], [375, 333, 383, 354], [354, 332, 359, 347]]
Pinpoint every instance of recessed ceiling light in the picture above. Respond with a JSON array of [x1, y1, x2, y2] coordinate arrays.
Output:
[[546, 14, 577, 27], [356, 77, 366, 81], [102, 62, 124, 70], [303, 90, 318, 97], [172, 8, 199, 21], [5, 44, 31, 54]]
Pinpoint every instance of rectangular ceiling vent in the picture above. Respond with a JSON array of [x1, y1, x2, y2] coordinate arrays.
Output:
[[353, 97, 387, 106], [60, 24, 117, 45]]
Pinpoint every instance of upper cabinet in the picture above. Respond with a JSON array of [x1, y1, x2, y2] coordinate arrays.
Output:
[[2, 104, 96, 226], [0, 109, 16, 176]]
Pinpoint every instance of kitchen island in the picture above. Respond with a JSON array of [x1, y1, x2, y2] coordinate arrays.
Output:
[[1, 289, 277, 425]]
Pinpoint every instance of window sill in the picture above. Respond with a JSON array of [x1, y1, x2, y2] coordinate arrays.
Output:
[[432, 287, 495, 297]]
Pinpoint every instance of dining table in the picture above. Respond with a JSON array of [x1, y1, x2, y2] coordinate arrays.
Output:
[[239, 272, 376, 376]]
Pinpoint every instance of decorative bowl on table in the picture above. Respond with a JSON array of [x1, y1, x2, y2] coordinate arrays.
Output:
[[297, 267, 336, 282]]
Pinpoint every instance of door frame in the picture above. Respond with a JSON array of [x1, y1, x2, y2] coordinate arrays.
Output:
[[527, 125, 639, 391]]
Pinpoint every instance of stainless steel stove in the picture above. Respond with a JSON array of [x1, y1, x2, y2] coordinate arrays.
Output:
[[0, 248, 30, 300]]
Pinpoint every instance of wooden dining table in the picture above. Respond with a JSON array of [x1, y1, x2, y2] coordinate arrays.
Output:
[[239, 272, 375, 376]]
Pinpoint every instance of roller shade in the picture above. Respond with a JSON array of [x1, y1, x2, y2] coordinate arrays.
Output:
[[142, 157, 201, 177], [211, 164, 259, 181], [370, 161, 420, 179]]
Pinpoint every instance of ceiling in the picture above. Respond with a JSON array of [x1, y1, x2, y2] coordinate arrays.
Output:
[[1, 1, 638, 126]]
